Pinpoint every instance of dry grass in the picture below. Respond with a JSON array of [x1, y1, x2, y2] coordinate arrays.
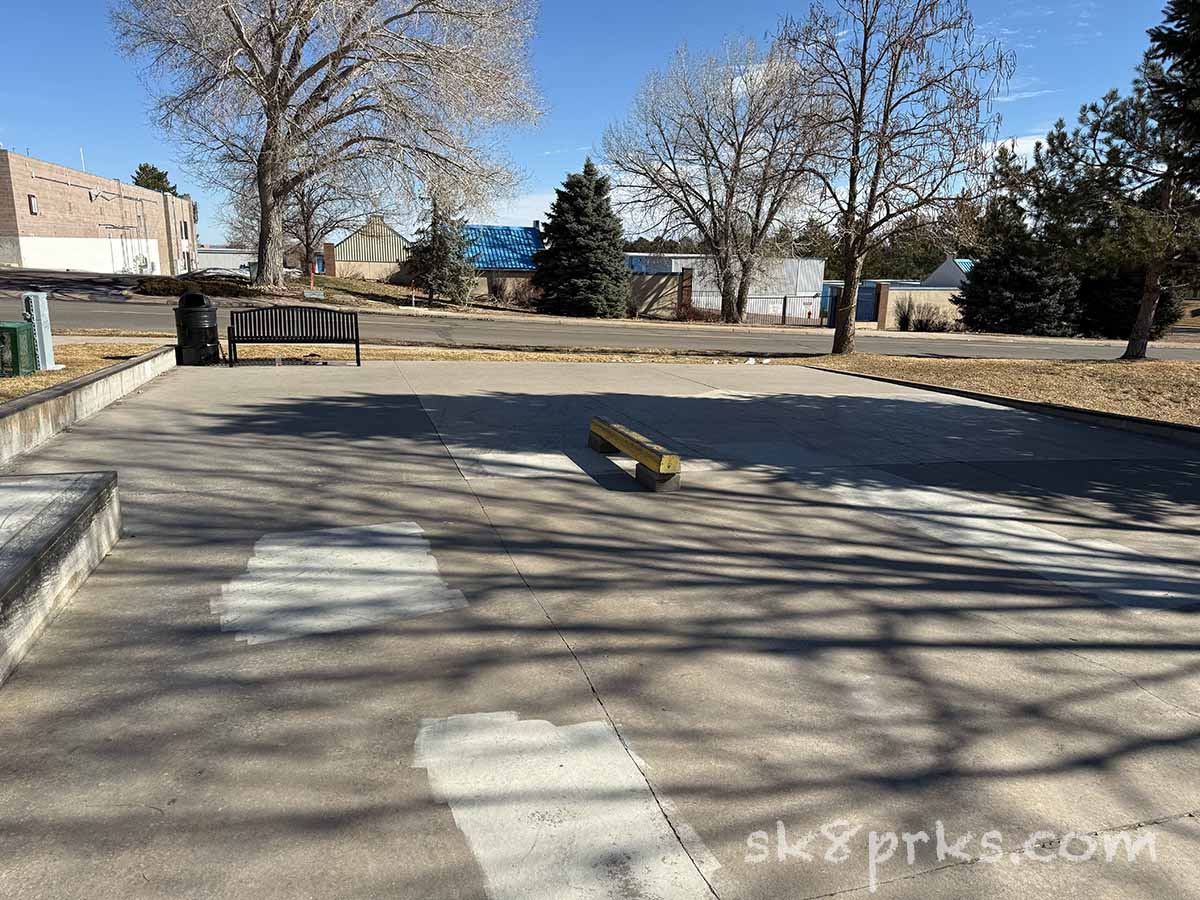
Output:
[[0, 343, 166, 403], [808, 354, 1200, 427], [226, 342, 745, 366], [57, 328, 175, 338], [300, 275, 423, 311]]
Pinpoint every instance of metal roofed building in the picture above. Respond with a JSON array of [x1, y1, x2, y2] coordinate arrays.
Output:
[[464, 224, 543, 272], [463, 223, 544, 299], [323, 215, 410, 281], [922, 256, 976, 288]]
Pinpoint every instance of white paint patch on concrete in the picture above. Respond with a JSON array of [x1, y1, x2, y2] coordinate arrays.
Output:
[[449, 445, 585, 480], [826, 472, 1200, 609], [413, 711, 717, 899], [213, 522, 466, 644]]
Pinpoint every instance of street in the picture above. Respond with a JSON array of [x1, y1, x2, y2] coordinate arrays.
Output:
[[3, 268, 1199, 360]]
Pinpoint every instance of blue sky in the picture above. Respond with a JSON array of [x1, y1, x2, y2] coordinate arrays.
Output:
[[0, 1, 1167, 243]]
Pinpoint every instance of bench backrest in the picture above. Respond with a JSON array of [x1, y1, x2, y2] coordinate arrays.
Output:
[[229, 306, 359, 344]]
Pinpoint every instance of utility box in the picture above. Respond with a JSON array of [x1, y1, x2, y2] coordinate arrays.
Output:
[[22, 292, 63, 371], [0, 321, 36, 377]]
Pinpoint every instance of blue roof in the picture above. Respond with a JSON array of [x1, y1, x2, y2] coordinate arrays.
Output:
[[463, 225, 543, 271], [954, 258, 975, 273]]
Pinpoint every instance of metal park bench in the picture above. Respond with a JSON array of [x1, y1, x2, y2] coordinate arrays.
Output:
[[587, 416, 682, 492], [227, 306, 361, 366]]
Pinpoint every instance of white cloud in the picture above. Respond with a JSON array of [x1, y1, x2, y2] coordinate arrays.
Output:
[[994, 133, 1045, 162], [996, 88, 1059, 103], [541, 145, 593, 157]]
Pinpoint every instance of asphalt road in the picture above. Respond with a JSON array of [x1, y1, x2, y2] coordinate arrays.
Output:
[[4, 267, 1199, 359]]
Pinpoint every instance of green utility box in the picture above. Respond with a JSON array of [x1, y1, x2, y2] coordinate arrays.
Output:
[[0, 321, 36, 377]]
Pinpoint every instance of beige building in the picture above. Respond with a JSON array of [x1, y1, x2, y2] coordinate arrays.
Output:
[[0, 150, 197, 275], [323, 215, 410, 281]]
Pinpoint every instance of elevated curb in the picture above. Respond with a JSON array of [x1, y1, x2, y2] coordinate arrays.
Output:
[[806, 365, 1200, 448], [0, 472, 120, 686], [0, 345, 175, 467]]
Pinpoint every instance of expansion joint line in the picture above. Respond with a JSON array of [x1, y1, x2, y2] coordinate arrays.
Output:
[[397, 364, 723, 900]]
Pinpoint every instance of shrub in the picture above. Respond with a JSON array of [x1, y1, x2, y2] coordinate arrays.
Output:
[[136, 276, 258, 298], [910, 302, 953, 332], [678, 303, 721, 323], [896, 298, 915, 331], [508, 280, 539, 309]]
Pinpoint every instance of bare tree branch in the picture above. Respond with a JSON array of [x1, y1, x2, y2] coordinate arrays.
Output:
[[113, 0, 540, 285]]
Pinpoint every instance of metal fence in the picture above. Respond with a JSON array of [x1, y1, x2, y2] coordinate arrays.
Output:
[[689, 292, 825, 326]]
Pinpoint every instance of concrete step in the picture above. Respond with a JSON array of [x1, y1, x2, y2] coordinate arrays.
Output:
[[0, 472, 120, 686]]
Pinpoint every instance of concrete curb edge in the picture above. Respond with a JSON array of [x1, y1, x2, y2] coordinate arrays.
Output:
[[804, 365, 1200, 448], [0, 345, 176, 466]]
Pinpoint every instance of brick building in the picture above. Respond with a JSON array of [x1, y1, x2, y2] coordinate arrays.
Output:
[[0, 150, 197, 275]]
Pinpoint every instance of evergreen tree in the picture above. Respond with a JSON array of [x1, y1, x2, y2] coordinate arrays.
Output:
[[1076, 269, 1185, 340], [131, 163, 177, 194], [409, 201, 476, 307], [953, 204, 1078, 336], [1150, 0, 1200, 182], [533, 159, 629, 318]]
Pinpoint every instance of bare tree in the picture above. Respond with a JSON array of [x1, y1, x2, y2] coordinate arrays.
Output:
[[286, 169, 396, 276], [605, 39, 823, 323], [114, 0, 539, 286], [782, 0, 1012, 353], [220, 187, 261, 250]]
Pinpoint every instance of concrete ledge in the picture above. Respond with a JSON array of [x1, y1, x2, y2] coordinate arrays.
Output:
[[0, 472, 121, 686], [0, 345, 175, 466], [807, 365, 1200, 448]]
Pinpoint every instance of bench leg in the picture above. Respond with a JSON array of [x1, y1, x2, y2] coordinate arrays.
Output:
[[355, 340, 361, 367], [635, 463, 681, 493], [588, 431, 619, 454]]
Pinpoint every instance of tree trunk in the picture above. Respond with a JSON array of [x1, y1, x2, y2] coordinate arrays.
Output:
[[720, 267, 738, 323], [254, 147, 285, 287], [1122, 173, 1173, 361], [833, 241, 863, 355], [735, 261, 754, 323], [302, 218, 314, 279], [1122, 260, 1162, 361]]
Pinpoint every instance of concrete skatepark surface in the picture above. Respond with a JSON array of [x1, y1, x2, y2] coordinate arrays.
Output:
[[1, 360, 1198, 898]]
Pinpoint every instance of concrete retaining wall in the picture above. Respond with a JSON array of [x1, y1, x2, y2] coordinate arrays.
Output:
[[0, 472, 120, 686], [0, 345, 175, 467]]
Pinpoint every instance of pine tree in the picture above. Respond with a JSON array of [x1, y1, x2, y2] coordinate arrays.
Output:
[[1150, 0, 1200, 181], [131, 163, 177, 195], [409, 200, 476, 307], [953, 203, 1078, 336], [533, 159, 629, 318]]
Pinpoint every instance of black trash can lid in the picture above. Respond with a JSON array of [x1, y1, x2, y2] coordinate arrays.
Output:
[[178, 292, 213, 308]]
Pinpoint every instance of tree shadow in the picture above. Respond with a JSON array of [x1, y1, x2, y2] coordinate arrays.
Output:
[[2, 381, 1198, 897]]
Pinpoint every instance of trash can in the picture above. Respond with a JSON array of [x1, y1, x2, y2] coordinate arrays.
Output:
[[174, 292, 220, 366], [0, 321, 36, 376]]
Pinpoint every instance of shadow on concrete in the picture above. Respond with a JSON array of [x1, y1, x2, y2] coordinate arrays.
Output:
[[2, 384, 1199, 897]]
